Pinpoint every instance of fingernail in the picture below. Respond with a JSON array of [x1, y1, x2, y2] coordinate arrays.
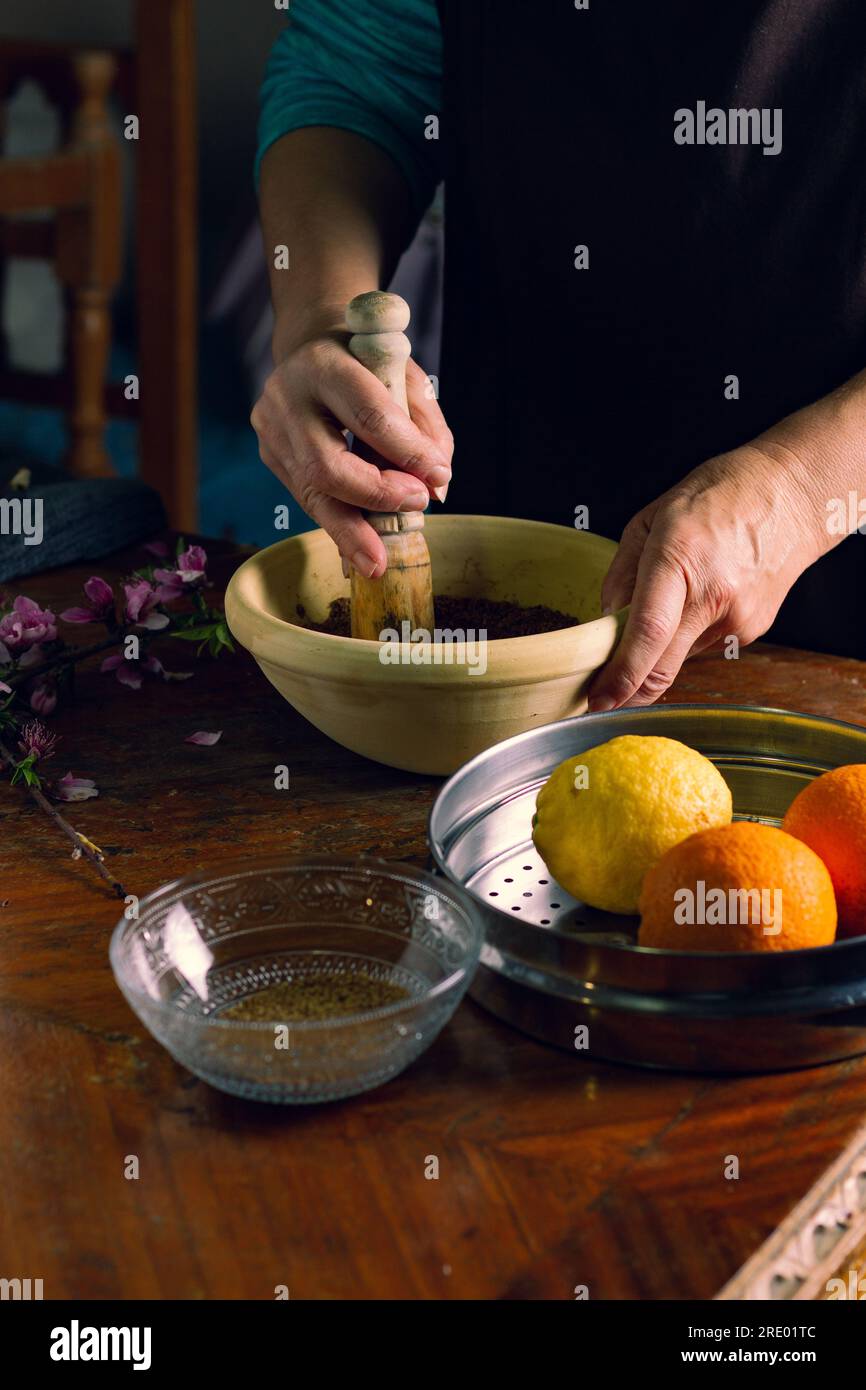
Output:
[[351, 549, 378, 579], [602, 602, 614, 617], [400, 491, 430, 510], [428, 465, 452, 487], [341, 556, 350, 580], [587, 694, 616, 714], [433, 480, 449, 504]]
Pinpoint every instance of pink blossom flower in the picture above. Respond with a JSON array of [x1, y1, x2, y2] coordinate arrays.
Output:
[[154, 545, 208, 598], [0, 596, 58, 659], [29, 678, 57, 715], [151, 575, 183, 602], [18, 718, 57, 762], [101, 652, 140, 689], [101, 651, 160, 690], [123, 579, 169, 631], [55, 771, 98, 802], [100, 651, 187, 689], [0, 680, 10, 695], [60, 576, 115, 626], [178, 545, 208, 580], [185, 730, 222, 746]]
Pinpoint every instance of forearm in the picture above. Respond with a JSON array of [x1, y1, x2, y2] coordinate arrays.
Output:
[[259, 126, 414, 362], [754, 367, 866, 559]]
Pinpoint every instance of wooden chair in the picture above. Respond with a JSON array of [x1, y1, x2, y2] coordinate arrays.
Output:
[[0, 0, 197, 528]]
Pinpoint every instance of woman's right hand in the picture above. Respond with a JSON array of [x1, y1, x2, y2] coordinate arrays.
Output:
[[250, 323, 453, 578]]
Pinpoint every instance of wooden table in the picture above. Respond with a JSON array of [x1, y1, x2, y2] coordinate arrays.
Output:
[[2, 538, 866, 1301]]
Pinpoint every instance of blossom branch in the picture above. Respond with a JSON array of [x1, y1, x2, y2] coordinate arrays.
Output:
[[1, 542, 228, 892], [3, 634, 120, 691], [0, 735, 128, 900]]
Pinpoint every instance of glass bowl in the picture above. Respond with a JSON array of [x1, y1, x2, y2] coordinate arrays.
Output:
[[110, 856, 484, 1103]]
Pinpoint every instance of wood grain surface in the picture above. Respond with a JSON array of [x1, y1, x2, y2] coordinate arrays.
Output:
[[2, 537, 866, 1301]]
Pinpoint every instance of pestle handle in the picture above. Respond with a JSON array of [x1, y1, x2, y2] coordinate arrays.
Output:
[[348, 328, 411, 415], [344, 291, 435, 638], [346, 289, 411, 342], [346, 291, 413, 487]]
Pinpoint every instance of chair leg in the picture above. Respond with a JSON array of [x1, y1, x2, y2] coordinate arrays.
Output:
[[64, 281, 113, 477], [56, 51, 121, 479]]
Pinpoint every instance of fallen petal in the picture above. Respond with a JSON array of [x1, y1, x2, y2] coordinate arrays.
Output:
[[56, 772, 99, 801], [185, 730, 222, 746]]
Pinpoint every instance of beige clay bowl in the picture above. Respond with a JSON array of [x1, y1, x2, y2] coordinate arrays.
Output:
[[224, 515, 623, 775]]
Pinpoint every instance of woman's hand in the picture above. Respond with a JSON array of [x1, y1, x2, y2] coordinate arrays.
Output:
[[251, 324, 453, 578], [587, 443, 826, 711]]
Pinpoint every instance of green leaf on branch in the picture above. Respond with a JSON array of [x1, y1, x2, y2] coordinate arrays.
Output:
[[170, 619, 234, 658], [10, 753, 41, 789], [209, 623, 234, 657], [171, 624, 215, 641]]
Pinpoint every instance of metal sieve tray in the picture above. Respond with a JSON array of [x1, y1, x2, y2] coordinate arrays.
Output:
[[428, 705, 866, 1072]]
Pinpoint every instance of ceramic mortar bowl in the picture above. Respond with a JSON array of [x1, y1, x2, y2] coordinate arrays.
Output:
[[224, 514, 623, 775]]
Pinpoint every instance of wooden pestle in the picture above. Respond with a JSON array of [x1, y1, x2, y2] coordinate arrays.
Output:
[[346, 291, 435, 641]]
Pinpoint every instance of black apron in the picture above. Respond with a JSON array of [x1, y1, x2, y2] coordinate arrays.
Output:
[[435, 0, 866, 658]]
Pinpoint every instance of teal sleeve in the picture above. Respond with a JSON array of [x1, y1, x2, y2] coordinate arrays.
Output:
[[256, 0, 442, 219]]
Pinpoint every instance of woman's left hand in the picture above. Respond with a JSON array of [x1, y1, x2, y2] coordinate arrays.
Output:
[[586, 442, 826, 712]]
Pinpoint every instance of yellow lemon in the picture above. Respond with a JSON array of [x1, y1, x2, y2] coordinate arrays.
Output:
[[532, 735, 733, 914]]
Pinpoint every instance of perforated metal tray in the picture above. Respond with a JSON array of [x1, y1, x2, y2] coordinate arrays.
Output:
[[429, 705, 866, 1072]]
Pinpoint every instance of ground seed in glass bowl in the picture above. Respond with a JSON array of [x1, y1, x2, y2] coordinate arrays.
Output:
[[219, 973, 410, 1023]]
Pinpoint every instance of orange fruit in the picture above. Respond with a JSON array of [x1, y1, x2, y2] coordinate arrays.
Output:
[[782, 764, 866, 937], [638, 822, 837, 952]]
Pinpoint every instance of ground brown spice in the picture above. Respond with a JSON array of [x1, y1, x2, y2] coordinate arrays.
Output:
[[297, 595, 580, 640], [220, 974, 410, 1022]]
